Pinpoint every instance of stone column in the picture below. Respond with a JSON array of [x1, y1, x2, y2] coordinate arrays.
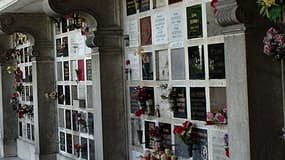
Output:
[[216, 1, 285, 160], [0, 13, 56, 160]]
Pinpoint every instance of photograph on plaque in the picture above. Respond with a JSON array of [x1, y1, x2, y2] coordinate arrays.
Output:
[[153, 0, 166, 8], [168, 0, 182, 4], [131, 118, 143, 146], [126, 0, 138, 16], [142, 52, 153, 80], [140, 16, 152, 46], [192, 128, 208, 160], [63, 61, 70, 81], [144, 121, 156, 149], [155, 50, 169, 81], [171, 48, 186, 80], [172, 87, 187, 118], [86, 59, 92, 81], [212, 130, 229, 160], [187, 5, 203, 39], [189, 46, 205, 79], [138, 0, 150, 12], [190, 87, 206, 121], [159, 123, 172, 150], [208, 43, 225, 79]]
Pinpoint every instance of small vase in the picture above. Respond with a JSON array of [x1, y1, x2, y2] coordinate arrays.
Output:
[[188, 144, 193, 158]]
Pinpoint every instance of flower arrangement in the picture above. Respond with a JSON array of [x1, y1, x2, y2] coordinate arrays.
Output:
[[210, 0, 218, 14], [134, 108, 145, 117], [224, 134, 229, 158], [257, 0, 285, 21], [74, 143, 81, 157], [132, 86, 152, 102], [262, 26, 285, 59], [139, 149, 177, 160], [173, 121, 194, 146], [17, 105, 33, 119], [206, 107, 227, 125]]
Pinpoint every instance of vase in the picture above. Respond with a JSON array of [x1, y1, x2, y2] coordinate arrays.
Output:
[[187, 144, 193, 158]]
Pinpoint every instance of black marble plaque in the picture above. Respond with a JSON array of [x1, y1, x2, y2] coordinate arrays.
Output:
[[144, 121, 156, 149], [208, 43, 225, 79], [65, 110, 71, 129], [190, 87, 206, 121], [142, 52, 153, 80], [187, 5, 203, 39], [86, 59, 92, 81], [159, 123, 172, 150], [126, 0, 137, 15], [65, 85, 71, 105], [139, 0, 150, 12], [168, 0, 182, 4], [57, 85, 64, 104], [130, 87, 139, 113], [189, 46, 205, 79], [63, 61, 69, 81], [173, 87, 187, 118], [192, 128, 208, 160]]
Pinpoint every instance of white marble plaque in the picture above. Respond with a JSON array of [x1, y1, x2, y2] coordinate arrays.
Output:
[[212, 130, 229, 160], [169, 8, 184, 42], [152, 12, 168, 45], [127, 20, 139, 47], [69, 31, 85, 56], [128, 53, 140, 80]]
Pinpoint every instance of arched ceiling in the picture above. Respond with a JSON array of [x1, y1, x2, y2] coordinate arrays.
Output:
[[0, 0, 44, 13]]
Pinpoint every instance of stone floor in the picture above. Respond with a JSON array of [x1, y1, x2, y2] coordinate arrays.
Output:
[[0, 157, 22, 160]]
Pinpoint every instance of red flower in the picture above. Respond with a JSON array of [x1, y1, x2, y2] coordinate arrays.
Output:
[[210, 0, 218, 14], [125, 59, 130, 65], [12, 92, 19, 97], [18, 111, 23, 118], [225, 147, 229, 157], [173, 126, 184, 135], [134, 108, 145, 117], [182, 121, 192, 128]]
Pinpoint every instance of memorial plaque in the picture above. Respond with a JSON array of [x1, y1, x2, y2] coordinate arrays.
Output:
[[62, 37, 69, 57], [173, 87, 187, 118], [171, 48, 186, 80], [66, 133, 72, 154], [72, 110, 79, 131], [140, 16, 152, 46], [59, 132, 65, 151], [80, 112, 87, 133], [153, 0, 166, 8], [192, 128, 208, 160], [81, 137, 88, 158], [212, 131, 228, 160], [72, 85, 78, 101], [142, 52, 153, 80], [128, 20, 139, 47], [129, 87, 139, 113], [86, 59, 92, 81], [89, 139, 95, 160], [88, 112, 94, 135], [169, 8, 184, 42], [210, 87, 227, 111], [168, 0, 182, 4], [63, 61, 69, 81], [139, 0, 150, 12], [159, 123, 171, 150], [208, 43, 225, 79], [190, 87, 206, 121], [187, 5, 203, 39], [131, 118, 143, 146], [152, 12, 168, 44], [126, 0, 137, 16], [87, 86, 93, 108], [59, 109, 65, 128], [56, 38, 62, 57], [144, 121, 156, 149], [65, 110, 71, 129], [61, 18, 67, 33], [156, 50, 169, 80], [189, 46, 205, 79], [78, 59, 85, 81], [57, 62, 63, 81], [65, 85, 71, 105], [128, 53, 140, 80], [58, 85, 64, 104]]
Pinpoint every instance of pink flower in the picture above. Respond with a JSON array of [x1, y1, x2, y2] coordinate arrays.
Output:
[[263, 44, 272, 55], [267, 27, 278, 38], [207, 112, 214, 121], [173, 126, 184, 135], [215, 113, 225, 122], [274, 34, 285, 44]]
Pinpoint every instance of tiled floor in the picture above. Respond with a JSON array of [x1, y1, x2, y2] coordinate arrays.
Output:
[[0, 157, 22, 160]]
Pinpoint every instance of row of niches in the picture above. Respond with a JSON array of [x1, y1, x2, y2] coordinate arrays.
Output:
[[126, 0, 183, 16], [57, 59, 92, 82], [129, 86, 227, 124], [59, 131, 95, 160], [126, 43, 225, 81], [57, 85, 93, 109], [125, 2, 223, 47], [18, 121, 35, 142], [130, 119, 229, 160], [58, 109, 94, 135], [55, 31, 92, 58]]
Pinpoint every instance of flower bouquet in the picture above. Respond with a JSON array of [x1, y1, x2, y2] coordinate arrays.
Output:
[[132, 86, 154, 116], [206, 107, 227, 125], [263, 26, 285, 60], [257, 0, 285, 21]]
